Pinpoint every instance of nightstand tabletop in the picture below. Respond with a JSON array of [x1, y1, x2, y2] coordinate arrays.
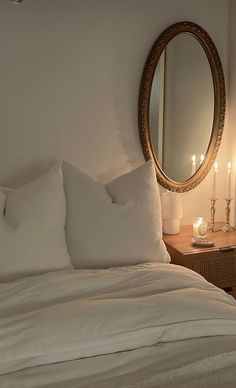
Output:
[[163, 223, 236, 256]]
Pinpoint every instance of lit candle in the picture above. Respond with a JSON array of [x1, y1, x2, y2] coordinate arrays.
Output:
[[193, 217, 208, 239], [193, 218, 201, 237], [226, 161, 232, 199], [200, 154, 204, 165], [191, 155, 196, 175], [211, 161, 218, 199]]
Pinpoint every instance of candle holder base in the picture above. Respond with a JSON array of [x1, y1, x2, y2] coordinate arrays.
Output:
[[222, 198, 234, 232], [221, 223, 235, 232], [208, 198, 220, 232], [208, 223, 221, 232]]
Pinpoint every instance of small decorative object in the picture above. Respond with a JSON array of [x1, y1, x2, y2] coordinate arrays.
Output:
[[191, 238, 214, 247], [161, 191, 183, 234], [192, 217, 213, 246], [222, 162, 235, 232], [193, 217, 208, 239], [222, 199, 235, 232], [208, 197, 220, 232], [208, 162, 220, 232]]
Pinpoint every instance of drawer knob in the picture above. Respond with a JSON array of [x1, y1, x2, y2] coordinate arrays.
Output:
[[220, 247, 234, 253]]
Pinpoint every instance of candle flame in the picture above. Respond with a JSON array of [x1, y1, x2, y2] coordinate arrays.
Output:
[[200, 154, 204, 162], [214, 161, 218, 171], [192, 155, 196, 162], [227, 161, 231, 170]]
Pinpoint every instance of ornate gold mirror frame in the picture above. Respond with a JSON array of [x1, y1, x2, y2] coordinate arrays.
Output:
[[138, 21, 226, 192]]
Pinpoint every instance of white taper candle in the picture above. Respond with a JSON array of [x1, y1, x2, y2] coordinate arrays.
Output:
[[211, 161, 218, 199], [226, 161, 232, 199]]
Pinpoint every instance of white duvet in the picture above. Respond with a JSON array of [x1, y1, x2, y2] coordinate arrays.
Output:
[[1, 263, 236, 377]]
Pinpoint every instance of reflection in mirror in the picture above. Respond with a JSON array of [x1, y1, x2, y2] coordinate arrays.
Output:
[[150, 33, 214, 182], [139, 21, 225, 192]]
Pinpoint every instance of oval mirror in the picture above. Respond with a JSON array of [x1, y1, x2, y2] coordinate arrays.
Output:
[[139, 21, 225, 192]]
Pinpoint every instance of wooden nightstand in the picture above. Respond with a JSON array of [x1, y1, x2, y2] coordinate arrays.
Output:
[[163, 224, 236, 298]]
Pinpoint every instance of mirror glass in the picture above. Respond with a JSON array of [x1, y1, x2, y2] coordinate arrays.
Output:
[[149, 34, 214, 182], [139, 22, 225, 192]]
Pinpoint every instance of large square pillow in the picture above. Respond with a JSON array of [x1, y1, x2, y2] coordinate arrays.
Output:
[[63, 160, 170, 268], [0, 164, 72, 282]]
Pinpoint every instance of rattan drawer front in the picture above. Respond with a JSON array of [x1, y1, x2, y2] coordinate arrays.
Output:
[[192, 255, 236, 283]]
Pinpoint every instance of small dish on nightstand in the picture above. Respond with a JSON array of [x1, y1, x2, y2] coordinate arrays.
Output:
[[191, 238, 214, 247]]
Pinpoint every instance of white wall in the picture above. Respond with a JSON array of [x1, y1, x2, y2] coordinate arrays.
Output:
[[0, 0, 229, 224]]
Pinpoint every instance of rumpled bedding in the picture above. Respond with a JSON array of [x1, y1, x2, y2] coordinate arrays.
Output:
[[3, 336, 236, 388], [1, 263, 236, 379]]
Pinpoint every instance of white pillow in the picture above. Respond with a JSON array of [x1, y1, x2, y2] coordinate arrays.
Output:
[[0, 164, 72, 282], [63, 160, 170, 268]]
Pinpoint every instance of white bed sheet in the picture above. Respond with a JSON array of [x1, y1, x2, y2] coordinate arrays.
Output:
[[2, 336, 236, 388], [1, 263, 236, 387]]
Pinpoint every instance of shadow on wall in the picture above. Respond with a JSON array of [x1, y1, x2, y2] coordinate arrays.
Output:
[[1, 157, 59, 188], [98, 41, 145, 183]]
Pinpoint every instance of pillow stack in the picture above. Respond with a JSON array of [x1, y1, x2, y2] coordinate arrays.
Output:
[[0, 160, 169, 281]]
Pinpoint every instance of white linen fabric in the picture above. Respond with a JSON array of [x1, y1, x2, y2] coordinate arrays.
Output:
[[0, 164, 72, 282], [1, 263, 236, 376], [2, 336, 236, 388], [63, 160, 170, 268]]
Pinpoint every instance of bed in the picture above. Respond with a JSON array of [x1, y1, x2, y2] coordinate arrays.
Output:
[[1, 160, 236, 388]]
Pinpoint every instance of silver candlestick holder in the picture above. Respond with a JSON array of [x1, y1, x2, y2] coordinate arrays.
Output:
[[222, 198, 235, 232], [208, 198, 220, 232]]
